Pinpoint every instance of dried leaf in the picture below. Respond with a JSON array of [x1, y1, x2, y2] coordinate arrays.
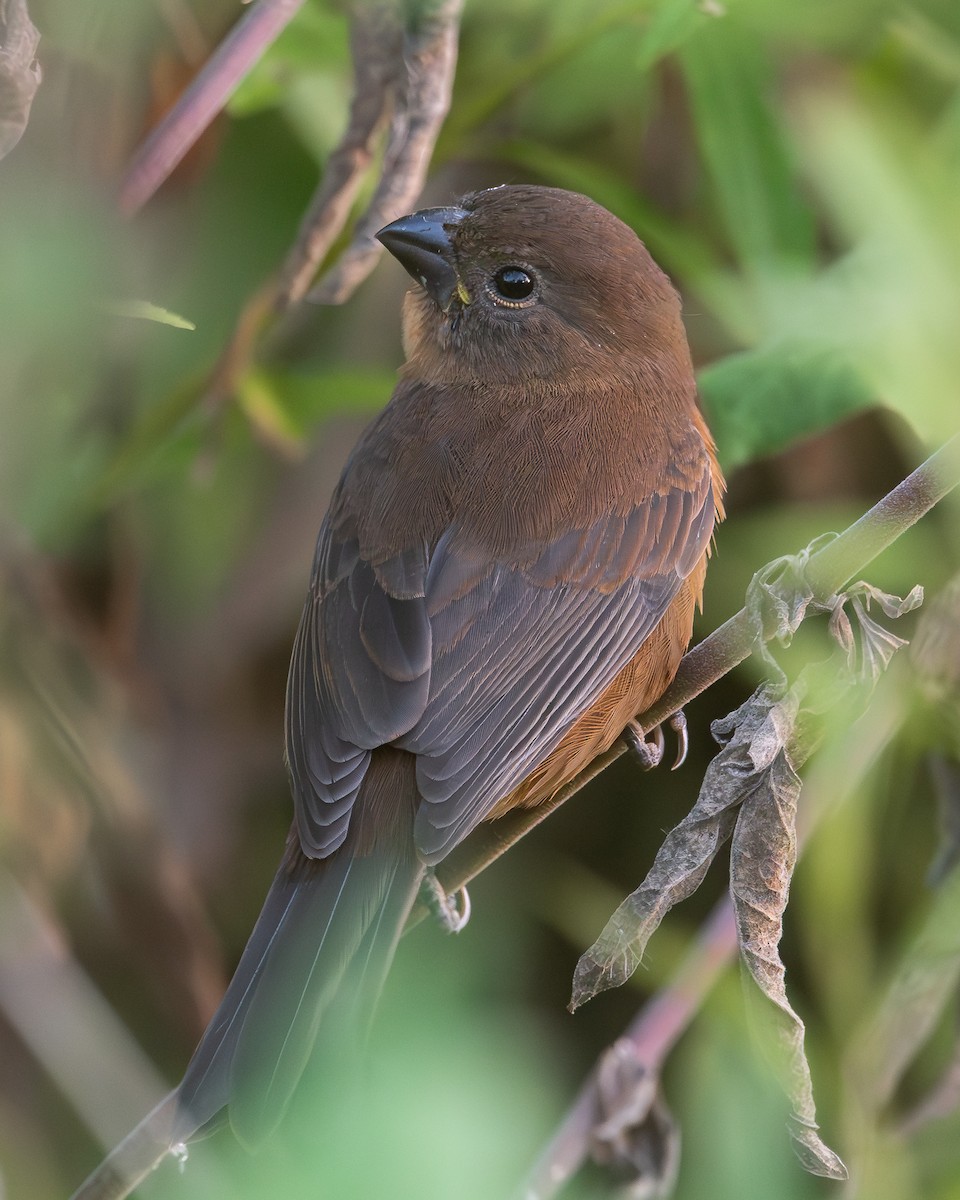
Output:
[[570, 686, 787, 1010], [826, 602, 856, 670], [570, 553, 921, 1181], [747, 539, 922, 695], [863, 581, 925, 621], [850, 596, 909, 683], [786, 1116, 848, 1180], [750, 535, 840, 638], [728, 694, 847, 1179], [750, 556, 815, 656], [0, 0, 41, 161], [589, 1039, 679, 1199]]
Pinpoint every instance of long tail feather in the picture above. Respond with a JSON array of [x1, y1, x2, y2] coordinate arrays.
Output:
[[173, 754, 422, 1148]]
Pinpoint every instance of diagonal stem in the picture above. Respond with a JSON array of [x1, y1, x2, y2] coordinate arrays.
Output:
[[519, 898, 738, 1200], [119, 0, 307, 216]]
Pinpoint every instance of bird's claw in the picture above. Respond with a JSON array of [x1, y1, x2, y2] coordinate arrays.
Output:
[[623, 720, 664, 770], [420, 871, 471, 933], [668, 710, 688, 769], [624, 710, 688, 771]]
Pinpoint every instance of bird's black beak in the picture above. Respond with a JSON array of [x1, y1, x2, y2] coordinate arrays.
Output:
[[376, 206, 468, 312]]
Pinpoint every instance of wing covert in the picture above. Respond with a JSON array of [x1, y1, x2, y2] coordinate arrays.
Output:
[[403, 461, 716, 862]]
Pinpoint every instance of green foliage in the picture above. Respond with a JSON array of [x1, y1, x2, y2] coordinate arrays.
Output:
[[698, 343, 876, 472], [1, 1, 959, 1198]]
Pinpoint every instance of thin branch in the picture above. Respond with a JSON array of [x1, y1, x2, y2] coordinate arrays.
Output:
[[307, 0, 464, 305], [273, 3, 403, 310], [205, 0, 463, 404], [434, 435, 960, 900], [519, 898, 738, 1200], [118, 0, 307, 216]]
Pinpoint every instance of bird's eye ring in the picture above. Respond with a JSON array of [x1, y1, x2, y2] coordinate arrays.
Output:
[[489, 266, 537, 307]]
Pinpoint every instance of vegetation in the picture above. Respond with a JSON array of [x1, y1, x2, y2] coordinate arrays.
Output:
[[1, 0, 959, 1197]]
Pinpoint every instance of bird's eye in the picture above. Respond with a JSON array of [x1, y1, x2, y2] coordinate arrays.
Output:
[[491, 266, 536, 304]]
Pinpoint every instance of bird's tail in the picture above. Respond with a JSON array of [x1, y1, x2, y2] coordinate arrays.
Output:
[[173, 749, 423, 1149]]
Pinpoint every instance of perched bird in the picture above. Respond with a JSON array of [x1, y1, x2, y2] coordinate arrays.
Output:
[[165, 186, 724, 1151]]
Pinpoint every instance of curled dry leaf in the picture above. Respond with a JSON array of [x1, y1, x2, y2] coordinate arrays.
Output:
[[746, 534, 840, 672], [844, 582, 923, 684], [572, 570, 926, 1180], [570, 684, 793, 1010], [728, 688, 846, 1179], [589, 1039, 680, 1199], [747, 535, 923, 691], [0, 0, 41, 160]]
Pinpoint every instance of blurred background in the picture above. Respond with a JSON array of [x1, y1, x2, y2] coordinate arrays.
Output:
[[1, 0, 960, 1197]]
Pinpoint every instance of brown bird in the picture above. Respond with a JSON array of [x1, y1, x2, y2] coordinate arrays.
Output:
[[172, 185, 724, 1149]]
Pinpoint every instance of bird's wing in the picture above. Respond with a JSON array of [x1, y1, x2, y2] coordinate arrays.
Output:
[[286, 461, 716, 864], [285, 535, 433, 857], [404, 463, 715, 861]]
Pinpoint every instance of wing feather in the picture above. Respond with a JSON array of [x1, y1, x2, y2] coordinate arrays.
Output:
[[286, 456, 716, 864]]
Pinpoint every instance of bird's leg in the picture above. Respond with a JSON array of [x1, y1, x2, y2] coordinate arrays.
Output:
[[624, 710, 689, 771], [420, 871, 471, 933]]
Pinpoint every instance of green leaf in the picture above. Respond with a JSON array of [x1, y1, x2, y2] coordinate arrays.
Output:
[[237, 371, 305, 458], [680, 19, 816, 274], [104, 299, 197, 330], [698, 342, 876, 471], [258, 366, 395, 429], [227, 2, 348, 117], [441, 0, 661, 150], [635, 0, 717, 72]]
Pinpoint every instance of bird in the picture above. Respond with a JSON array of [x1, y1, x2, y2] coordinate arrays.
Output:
[[170, 184, 725, 1150]]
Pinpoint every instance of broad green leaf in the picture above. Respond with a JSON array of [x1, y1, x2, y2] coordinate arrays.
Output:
[[236, 366, 392, 453], [793, 97, 960, 445], [698, 342, 876, 471], [260, 366, 394, 428]]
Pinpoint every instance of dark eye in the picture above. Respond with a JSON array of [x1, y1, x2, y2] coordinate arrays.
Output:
[[491, 266, 536, 303]]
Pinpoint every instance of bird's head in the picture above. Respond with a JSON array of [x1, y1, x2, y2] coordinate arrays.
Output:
[[376, 184, 690, 392]]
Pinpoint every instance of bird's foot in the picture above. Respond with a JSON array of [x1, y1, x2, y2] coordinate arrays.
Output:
[[623, 720, 663, 769], [623, 710, 688, 771], [420, 871, 471, 933]]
